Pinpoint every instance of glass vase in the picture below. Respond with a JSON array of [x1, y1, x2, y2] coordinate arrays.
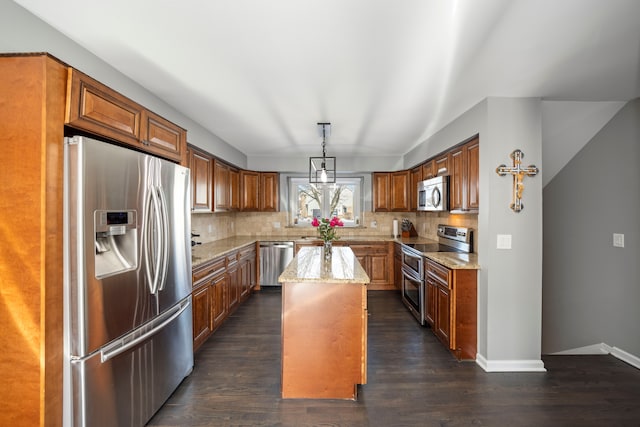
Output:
[[323, 240, 332, 262]]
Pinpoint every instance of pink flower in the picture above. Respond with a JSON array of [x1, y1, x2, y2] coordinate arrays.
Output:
[[311, 217, 320, 227]]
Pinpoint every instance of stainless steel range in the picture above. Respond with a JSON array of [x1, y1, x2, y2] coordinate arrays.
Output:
[[400, 224, 473, 325]]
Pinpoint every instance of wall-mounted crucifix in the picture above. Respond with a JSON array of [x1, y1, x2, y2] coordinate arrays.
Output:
[[496, 149, 539, 213]]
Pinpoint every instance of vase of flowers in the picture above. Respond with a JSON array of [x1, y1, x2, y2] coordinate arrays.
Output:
[[311, 216, 344, 261]]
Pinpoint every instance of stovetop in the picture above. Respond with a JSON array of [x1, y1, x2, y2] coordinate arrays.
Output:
[[403, 242, 463, 253]]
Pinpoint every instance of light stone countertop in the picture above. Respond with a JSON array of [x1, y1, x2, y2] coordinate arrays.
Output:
[[278, 246, 370, 284], [191, 235, 480, 270]]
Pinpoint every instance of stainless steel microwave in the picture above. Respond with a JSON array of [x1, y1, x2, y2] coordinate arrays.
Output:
[[417, 176, 448, 211]]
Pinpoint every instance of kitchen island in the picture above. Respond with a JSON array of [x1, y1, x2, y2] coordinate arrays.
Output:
[[278, 246, 370, 399]]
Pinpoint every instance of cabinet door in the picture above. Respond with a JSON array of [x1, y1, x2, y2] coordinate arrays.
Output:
[[240, 170, 260, 211], [391, 170, 410, 211], [434, 154, 449, 176], [424, 278, 437, 327], [66, 68, 142, 147], [369, 253, 390, 285], [140, 109, 185, 163], [422, 160, 435, 180], [192, 284, 212, 351], [393, 245, 402, 291], [260, 172, 279, 212], [465, 138, 480, 211], [189, 148, 213, 212], [436, 285, 451, 346], [372, 172, 390, 212], [214, 160, 230, 211], [229, 168, 240, 211], [449, 145, 464, 211], [212, 274, 228, 329], [409, 166, 422, 211], [227, 265, 240, 312]]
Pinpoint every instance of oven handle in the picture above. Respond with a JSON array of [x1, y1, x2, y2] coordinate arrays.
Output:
[[401, 265, 422, 283]]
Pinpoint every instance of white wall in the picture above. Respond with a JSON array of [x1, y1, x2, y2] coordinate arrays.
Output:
[[0, 1, 246, 167]]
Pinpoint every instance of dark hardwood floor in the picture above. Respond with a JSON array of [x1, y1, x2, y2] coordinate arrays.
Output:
[[148, 289, 640, 427]]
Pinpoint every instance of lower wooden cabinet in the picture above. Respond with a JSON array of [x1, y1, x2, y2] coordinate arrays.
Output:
[[425, 259, 477, 360], [349, 242, 394, 290], [191, 243, 257, 352], [394, 243, 403, 291]]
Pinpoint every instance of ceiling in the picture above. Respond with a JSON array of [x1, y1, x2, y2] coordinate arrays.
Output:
[[13, 0, 640, 158]]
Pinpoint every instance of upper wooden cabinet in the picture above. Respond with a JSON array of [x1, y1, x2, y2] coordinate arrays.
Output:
[[422, 160, 435, 180], [391, 170, 410, 211], [409, 166, 422, 211], [372, 172, 390, 212], [229, 168, 240, 211], [260, 172, 279, 212], [240, 170, 259, 211], [213, 159, 231, 211], [449, 136, 479, 213], [240, 170, 279, 212], [188, 146, 213, 212], [66, 68, 186, 163], [434, 153, 450, 176], [373, 171, 410, 212]]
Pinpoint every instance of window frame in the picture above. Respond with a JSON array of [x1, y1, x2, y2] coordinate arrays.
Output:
[[288, 176, 363, 228]]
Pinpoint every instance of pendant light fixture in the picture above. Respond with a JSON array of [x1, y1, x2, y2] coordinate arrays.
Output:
[[309, 122, 336, 184]]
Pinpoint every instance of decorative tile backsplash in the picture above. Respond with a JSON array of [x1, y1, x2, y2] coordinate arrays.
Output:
[[192, 210, 478, 250]]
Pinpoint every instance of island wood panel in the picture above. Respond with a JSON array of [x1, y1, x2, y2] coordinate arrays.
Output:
[[281, 282, 367, 399], [0, 54, 68, 427]]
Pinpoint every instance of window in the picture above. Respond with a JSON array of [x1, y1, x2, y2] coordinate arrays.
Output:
[[290, 177, 362, 227]]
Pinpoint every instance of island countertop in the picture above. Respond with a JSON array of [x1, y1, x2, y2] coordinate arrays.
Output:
[[278, 246, 370, 284]]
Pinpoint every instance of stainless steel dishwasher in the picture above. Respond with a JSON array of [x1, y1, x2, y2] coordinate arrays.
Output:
[[259, 241, 294, 287]]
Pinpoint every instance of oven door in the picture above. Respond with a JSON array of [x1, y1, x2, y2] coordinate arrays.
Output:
[[401, 267, 424, 325]]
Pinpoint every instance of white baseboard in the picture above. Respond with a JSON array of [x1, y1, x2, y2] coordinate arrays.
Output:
[[550, 343, 640, 370], [476, 354, 547, 372]]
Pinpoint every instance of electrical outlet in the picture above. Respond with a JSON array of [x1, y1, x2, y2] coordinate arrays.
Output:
[[208, 224, 213, 233], [273, 222, 281, 228], [370, 220, 377, 228], [613, 233, 624, 247], [497, 234, 512, 249]]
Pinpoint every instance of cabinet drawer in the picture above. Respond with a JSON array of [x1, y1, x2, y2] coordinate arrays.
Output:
[[193, 256, 226, 286], [426, 260, 451, 287], [226, 251, 239, 267], [238, 244, 256, 260]]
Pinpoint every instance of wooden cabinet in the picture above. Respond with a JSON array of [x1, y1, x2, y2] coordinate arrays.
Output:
[[373, 171, 410, 212], [240, 170, 279, 212], [391, 170, 410, 211], [211, 273, 228, 329], [422, 160, 435, 180], [192, 283, 213, 350], [425, 259, 477, 360], [393, 243, 403, 291], [1, 53, 68, 427], [349, 242, 394, 290], [214, 159, 230, 211], [260, 172, 279, 211], [434, 153, 450, 176], [465, 137, 480, 211], [410, 166, 422, 211], [188, 146, 213, 212], [226, 252, 240, 312], [229, 167, 240, 210], [372, 172, 391, 212], [240, 170, 259, 211], [66, 68, 186, 163], [449, 136, 479, 213], [191, 245, 256, 352]]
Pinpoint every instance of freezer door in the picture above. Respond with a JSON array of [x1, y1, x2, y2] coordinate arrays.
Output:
[[65, 136, 192, 357], [68, 297, 193, 427]]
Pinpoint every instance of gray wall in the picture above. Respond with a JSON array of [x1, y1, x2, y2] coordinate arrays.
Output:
[[405, 98, 545, 370], [542, 99, 640, 357], [0, 1, 246, 167]]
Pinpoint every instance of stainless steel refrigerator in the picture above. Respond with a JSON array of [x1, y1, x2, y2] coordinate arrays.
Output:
[[63, 135, 193, 426]]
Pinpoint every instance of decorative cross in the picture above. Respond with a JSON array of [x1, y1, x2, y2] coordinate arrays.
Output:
[[496, 149, 539, 213]]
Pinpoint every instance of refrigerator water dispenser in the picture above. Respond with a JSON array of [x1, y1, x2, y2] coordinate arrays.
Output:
[[94, 210, 138, 278]]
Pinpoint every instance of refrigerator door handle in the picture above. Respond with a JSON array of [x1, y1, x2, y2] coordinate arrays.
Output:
[[144, 185, 164, 294], [100, 298, 190, 363], [156, 185, 170, 292]]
